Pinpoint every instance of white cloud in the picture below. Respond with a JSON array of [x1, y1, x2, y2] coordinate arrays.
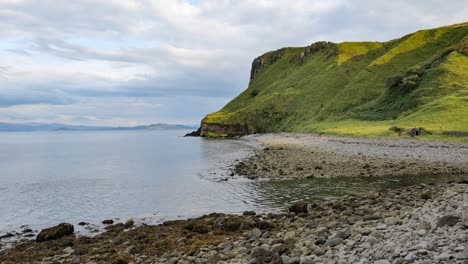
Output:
[[0, 0, 466, 125]]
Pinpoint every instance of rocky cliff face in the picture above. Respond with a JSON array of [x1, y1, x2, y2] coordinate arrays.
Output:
[[299, 41, 334, 63], [250, 57, 266, 81], [200, 123, 249, 137]]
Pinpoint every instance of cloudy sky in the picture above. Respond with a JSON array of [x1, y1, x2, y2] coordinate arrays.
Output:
[[0, 0, 466, 126]]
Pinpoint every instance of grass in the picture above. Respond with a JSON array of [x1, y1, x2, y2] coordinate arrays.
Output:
[[201, 22, 468, 142]]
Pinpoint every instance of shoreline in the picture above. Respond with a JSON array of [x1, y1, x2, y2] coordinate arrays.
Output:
[[233, 133, 468, 180], [1, 133, 468, 263], [1, 179, 467, 263]]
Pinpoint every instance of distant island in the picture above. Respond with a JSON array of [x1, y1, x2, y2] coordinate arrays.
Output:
[[0, 122, 196, 132]]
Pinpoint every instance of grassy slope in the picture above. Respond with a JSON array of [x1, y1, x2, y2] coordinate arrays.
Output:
[[202, 23, 468, 141]]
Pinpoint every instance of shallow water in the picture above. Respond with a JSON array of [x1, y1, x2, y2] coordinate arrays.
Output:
[[0, 130, 463, 234]]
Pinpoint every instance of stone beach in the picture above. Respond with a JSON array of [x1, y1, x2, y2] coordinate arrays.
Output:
[[1, 180, 467, 263], [234, 133, 468, 179]]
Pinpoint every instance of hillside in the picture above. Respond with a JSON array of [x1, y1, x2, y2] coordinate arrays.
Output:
[[200, 22, 468, 140]]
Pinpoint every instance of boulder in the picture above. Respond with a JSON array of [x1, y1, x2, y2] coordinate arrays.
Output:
[[420, 191, 432, 200], [36, 223, 74, 242], [102, 219, 114, 225], [325, 237, 344, 247], [288, 202, 308, 214], [437, 215, 461, 227]]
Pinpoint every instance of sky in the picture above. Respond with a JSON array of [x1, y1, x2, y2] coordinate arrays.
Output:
[[0, 0, 466, 126]]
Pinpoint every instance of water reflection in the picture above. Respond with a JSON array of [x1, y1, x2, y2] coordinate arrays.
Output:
[[0, 131, 464, 235]]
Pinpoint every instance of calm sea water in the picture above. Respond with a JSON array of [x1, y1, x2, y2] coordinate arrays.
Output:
[[0, 130, 461, 234]]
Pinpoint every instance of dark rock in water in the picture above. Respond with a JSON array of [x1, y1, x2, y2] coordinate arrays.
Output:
[[124, 219, 135, 229], [0, 232, 15, 239], [437, 215, 461, 227], [22, 228, 33, 233], [36, 223, 74, 242], [459, 179, 468, 184], [289, 202, 308, 214], [102, 219, 114, 225], [243, 211, 256, 216], [78, 222, 89, 226], [184, 128, 201, 137]]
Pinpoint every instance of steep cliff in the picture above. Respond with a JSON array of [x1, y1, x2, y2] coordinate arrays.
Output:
[[200, 22, 468, 138]]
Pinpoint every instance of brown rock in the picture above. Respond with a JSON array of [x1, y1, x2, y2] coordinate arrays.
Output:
[[36, 223, 74, 242], [289, 202, 308, 214]]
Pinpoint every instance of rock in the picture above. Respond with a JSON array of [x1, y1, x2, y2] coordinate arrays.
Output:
[[63, 247, 74, 255], [287, 256, 300, 264], [435, 252, 452, 261], [417, 229, 426, 236], [325, 237, 343, 247], [248, 228, 262, 239], [404, 253, 417, 261], [455, 252, 468, 259], [420, 191, 432, 200], [284, 231, 296, 241], [123, 245, 135, 255], [374, 260, 390, 264], [191, 223, 209, 234], [315, 236, 326, 245], [360, 242, 371, 249], [271, 244, 288, 254], [102, 219, 114, 225], [437, 215, 461, 227], [313, 248, 325, 256], [332, 230, 350, 239], [363, 214, 380, 221], [176, 237, 187, 245], [78, 222, 89, 226], [385, 217, 401, 226], [0, 232, 15, 239], [124, 219, 134, 228], [22, 228, 33, 233], [367, 236, 379, 246], [184, 128, 201, 137], [36, 223, 74, 242], [376, 224, 387, 230], [250, 247, 280, 263], [243, 211, 256, 216], [315, 226, 328, 235], [417, 221, 431, 230], [288, 202, 308, 214]]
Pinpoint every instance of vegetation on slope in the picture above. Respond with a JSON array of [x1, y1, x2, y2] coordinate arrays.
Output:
[[201, 22, 468, 141]]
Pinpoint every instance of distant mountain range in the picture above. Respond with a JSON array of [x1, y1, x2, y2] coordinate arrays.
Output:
[[0, 122, 197, 132]]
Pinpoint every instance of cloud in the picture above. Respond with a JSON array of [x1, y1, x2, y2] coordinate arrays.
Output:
[[0, 0, 466, 125]]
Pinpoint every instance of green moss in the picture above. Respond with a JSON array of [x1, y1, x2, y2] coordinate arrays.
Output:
[[202, 23, 468, 141]]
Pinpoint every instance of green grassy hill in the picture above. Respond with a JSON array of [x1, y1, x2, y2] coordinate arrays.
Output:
[[201, 22, 468, 141]]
